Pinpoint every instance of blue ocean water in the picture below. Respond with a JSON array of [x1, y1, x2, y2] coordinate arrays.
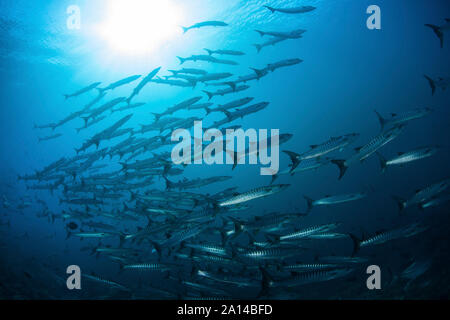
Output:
[[0, 0, 449, 299]]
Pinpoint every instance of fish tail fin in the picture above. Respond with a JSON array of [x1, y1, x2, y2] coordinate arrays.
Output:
[[424, 75, 436, 95], [119, 162, 128, 171], [204, 48, 213, 55], [303, 195, 314, 213], [96, 87, 105, 95], [205, 107, 212, 115], [270, 173, 278, 185], [151, 112, 162, 122], [181, 26, 189, 34], [202, 90, 214, 100], [63, 94, 70, 100], [375, 152, 387, 173], [225, 149, 237, 169], [252, 44, 262, 53], [225, 82, 236, 90], [125, 96, 132, 105], [424, 24, 444, 48], [264, 5, 276, 13], [282, 150, 300, 172], [81, 116, 89, 127], [228, 217, 243, 237], [265, 233, 280, 246], [149, 240, 162, 260], [118, 232, 126, 248], [373, 109, 386, 131], [176, 56, 185, 64], [163, 175, 173, 190], [189, 79, 198, 88], [254, 30, 265, 37], [257, 267, 272, 298], [250, 67, 265, 79], [392, 195, 406, 213], [331, 159, 348, 180], [349, 233, 361, 256]]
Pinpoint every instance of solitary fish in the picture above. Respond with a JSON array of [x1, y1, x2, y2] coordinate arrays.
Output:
[[98, 75, 141, 93], [204, 48, 245, 56], [349, 223, 428, 256], [374, 108, 432, 131], [304, 192, 367, 212], [181, 21, 228, 34], [264, 5, 316, 14], [219, 184, 290, 207], [203, 85, 249, 100], [266, 58, 303, 72], [255, 29, 306, 39], [376, 147, 438, 173], [253, 37, 288, 53], [126, 67, 161, 104], [64, 82, 101, 100], [38, 133, 62, 143], [169, 68, 208, 76]]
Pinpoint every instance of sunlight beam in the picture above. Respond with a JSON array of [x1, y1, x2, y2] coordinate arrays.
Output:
[[97, 0, 183, 55]]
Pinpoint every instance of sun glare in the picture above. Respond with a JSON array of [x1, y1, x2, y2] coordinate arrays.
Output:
[[97, 0, 183, 55]]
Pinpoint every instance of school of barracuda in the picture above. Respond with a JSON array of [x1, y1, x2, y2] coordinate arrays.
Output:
[[2, 4, 449, 299]]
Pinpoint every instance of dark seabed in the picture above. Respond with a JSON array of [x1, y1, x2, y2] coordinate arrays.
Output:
[[0, 0, 450, 300]]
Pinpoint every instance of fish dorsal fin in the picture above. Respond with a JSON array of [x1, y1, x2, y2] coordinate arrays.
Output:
[[438, 77, 444, 81], [415, 189, 421, 194], [254, 216, 261, 221], [354, 146, 362, 152], [232, 192, 240, 196], [310, 144, 318, 149], [391, 113, 397, 117], [325, 194, 331, 198], [398, 151, 405, 155]]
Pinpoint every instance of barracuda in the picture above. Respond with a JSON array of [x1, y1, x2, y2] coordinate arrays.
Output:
[[284, 133, 359, 172], [349, 223, 428, 255], [123, 263, 172, 272], [393, 178, 450, 212], [374, 107, 432, 131], [237, 247, 303, 261], [376, 146, 438, 173], [332, 125, 404, 179], [279, 262, 340, 272], [304, 192, 367, 212], [218, 184, 290, 207], [184, 243, 229, 257], [273, 223, 341, 242], [196, 269, 259, 287]]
